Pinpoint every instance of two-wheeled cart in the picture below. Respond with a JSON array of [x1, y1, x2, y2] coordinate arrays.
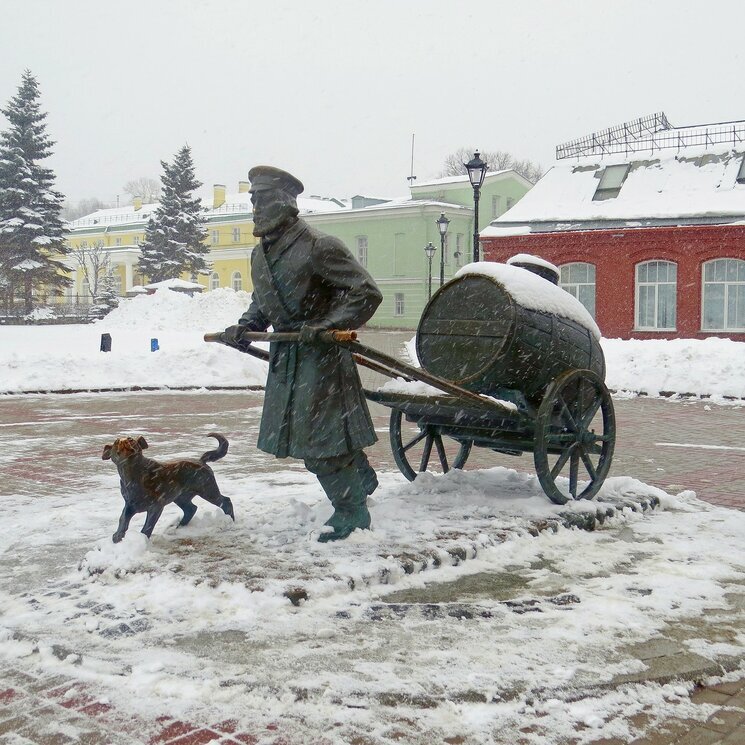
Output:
[[206, 264, 616, 506]]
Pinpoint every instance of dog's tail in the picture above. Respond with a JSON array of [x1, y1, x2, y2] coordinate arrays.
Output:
[[200, 433, 229, 464]]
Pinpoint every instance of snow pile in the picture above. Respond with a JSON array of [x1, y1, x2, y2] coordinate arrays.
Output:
[[454, 261, 601, 338], [0, 288, 268, 392], [603, 336, 745, 400], [101, 286, 252, 330]]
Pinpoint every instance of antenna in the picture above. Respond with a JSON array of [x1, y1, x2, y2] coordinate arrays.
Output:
[[406, 133, 417, 185]]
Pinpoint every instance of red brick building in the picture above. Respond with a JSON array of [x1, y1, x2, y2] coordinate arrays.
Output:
[[480, 114, 745, 341]]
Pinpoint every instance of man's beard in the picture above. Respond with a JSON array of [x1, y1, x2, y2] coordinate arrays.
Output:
[[253, 203, 298, 237]]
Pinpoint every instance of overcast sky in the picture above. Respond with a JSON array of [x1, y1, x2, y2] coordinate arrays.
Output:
[[2, 0, 744, 206]]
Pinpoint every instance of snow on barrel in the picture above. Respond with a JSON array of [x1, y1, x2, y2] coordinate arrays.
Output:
[[415, 259, 604, 404]]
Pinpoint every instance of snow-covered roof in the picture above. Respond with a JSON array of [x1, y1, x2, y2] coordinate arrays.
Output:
[[482, 145, 745, 236], [209, 191, 348, 217], [305, 198, 472, 219], [454, 261, 601, 339], [68, 203, 158, 228], [412, 169, 512, 189]]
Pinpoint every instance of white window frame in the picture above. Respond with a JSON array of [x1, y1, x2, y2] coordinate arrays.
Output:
[[593, 164, 630, 200], [211, 230, 220, 245], [491, 195, 501, 218], [635, 260, 677, 331], [701, 258, 745, 332], [356, 236, 368, 267], [559, 262, 596, 319], [394, 292, 405, 317], [232, 227, 240, 243], [231, 271, 242, 292], [209, 271, 220, 290]]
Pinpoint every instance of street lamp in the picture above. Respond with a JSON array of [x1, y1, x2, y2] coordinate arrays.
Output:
[[424, 241, 436, 301], [436, 212, 450, 286], [465, 150, 488, 262]]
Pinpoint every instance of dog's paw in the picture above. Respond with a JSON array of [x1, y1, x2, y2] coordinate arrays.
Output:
[[112, 532, 125, 544]]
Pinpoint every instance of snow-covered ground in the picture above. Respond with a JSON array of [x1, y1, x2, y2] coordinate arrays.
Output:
[[2, 440, 745, 743], [1, 288, 744, 743], [1, 287, 744, 400]]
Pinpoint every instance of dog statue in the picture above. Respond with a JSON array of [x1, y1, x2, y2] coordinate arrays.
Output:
[[102, 433, 234, 543]]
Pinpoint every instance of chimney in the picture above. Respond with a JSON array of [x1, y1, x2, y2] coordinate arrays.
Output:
[[133, 196, 142, 211], [213, 184, 226, 209], [238, 180, 250, 193]]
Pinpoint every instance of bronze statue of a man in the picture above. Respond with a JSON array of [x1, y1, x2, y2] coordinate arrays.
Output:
[[222, 166, 383, 542]]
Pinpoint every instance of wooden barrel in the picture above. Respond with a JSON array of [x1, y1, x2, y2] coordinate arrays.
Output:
[[416, 272, 605, 402]]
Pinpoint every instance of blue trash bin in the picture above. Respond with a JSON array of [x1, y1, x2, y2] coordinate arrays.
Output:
[[150, 338, 159, 352]]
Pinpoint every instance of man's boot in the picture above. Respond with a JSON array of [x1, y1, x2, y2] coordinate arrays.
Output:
[[354, 451, 379, 495], [316, 465, 371, 542]]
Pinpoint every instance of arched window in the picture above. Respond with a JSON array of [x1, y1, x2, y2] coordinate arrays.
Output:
[[559, 262, 596, 318], [210, 272, 220, 290], [81, 279, 91, 305], [636, 260, 677, 330], [702, 258, 745, 331], [232, 271, 242, 291]]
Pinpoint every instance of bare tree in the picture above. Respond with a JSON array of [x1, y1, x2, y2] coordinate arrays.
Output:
[[122, 177, 161, 204], [70, 241, 112, 302], [440, 147, 544, 184], [61, 197, 108, 222]]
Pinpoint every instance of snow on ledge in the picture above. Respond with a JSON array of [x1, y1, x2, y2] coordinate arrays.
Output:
[[453, 261, 601, 339]]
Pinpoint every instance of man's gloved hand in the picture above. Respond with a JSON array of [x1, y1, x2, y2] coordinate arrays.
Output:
[[298, 324, 328, 345], [221, 324, 249, 350]]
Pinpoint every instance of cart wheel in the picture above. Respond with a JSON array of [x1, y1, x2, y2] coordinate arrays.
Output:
[[533, 369, 615, 505], [389, 409, 472, 482]]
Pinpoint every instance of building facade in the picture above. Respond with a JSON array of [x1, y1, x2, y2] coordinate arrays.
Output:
[[480, 115, 745, 341], [64, 169, 532, 328], [307, 170, 533, 328]]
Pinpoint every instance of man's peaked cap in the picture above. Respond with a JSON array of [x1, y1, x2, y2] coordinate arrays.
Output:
[[248, 166, 304, 197]]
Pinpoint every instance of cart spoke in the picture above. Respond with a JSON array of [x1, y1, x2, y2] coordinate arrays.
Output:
[[419, 434, 434, 472], [550, 445, 574, 480], [558, 395, 579, 432], [433, 434, 450, 472], [578, 394, 603, 431], [580, 449, 598, 481], [569, 451, 580, 498], [402, 429, 428, 453]]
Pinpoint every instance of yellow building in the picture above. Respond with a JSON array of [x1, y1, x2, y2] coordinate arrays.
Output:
[[63, 182, 259, 300]]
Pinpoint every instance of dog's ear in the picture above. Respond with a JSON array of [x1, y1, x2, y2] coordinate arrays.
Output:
[[102, 444, 113, 460], [137, 436, 148, 450]]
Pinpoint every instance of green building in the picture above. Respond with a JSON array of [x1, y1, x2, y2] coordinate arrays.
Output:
[[306, 170, 532, 328]]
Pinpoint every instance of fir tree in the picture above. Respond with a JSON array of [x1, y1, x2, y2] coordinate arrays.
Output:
[[138, 145, 208, 283], [0, 70, 70, 314], [89, 270, 120, 319]]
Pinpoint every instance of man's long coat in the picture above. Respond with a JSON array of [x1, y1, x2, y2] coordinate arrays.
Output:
[[239, 218, 383, 459]]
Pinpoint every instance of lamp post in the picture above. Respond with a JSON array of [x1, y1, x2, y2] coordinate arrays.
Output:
[[424, 241, 436, 301], [436, 212, 450, 286], [465, 151, 488, 263]]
